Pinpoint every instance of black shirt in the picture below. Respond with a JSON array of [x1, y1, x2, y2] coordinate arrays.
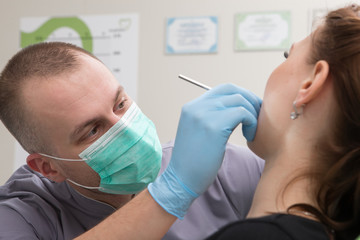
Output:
[[206, 214, 330, 240]]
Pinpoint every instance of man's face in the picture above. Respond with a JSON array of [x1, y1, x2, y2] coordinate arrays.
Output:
[[23, 53, 133, 190]]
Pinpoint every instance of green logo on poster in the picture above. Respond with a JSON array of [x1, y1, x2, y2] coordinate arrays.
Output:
[[21, 17, 93, 53]]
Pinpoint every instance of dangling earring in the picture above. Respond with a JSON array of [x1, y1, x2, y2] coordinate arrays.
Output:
[[290, 101, 305, 120]]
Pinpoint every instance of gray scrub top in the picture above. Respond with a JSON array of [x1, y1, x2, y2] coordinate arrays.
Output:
[[0, 142, 264, 240]]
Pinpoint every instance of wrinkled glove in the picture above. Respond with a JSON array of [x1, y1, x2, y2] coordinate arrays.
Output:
[[148, 83, 262, 219]]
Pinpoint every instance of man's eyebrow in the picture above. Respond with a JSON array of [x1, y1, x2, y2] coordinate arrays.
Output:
[[70, 86, 124, 142]]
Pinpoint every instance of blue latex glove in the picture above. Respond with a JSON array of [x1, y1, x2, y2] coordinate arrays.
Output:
[[148, 83, 262, 219]]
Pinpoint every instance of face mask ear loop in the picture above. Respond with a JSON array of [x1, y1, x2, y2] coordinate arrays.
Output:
[[38, 154, 99, 190], [38, 153, 87, 162], [66, 179, 103, 190]]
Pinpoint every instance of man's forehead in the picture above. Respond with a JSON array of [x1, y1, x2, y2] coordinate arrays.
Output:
[[22, 56, 123, 118]]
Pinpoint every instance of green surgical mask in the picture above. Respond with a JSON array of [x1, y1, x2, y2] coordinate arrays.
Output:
[[39, 102, 162, 194]]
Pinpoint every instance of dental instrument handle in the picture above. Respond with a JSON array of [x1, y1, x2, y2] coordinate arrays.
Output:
[[178, 74, 211, 90]]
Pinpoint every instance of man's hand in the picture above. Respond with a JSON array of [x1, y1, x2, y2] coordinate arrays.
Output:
[[148, 84, 262, 218]]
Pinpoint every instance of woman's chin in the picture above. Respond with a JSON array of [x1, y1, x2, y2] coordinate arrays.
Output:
[[246, 133, 266, 160]]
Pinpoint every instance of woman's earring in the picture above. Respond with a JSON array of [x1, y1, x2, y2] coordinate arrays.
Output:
[[290, 101, 305, 120]]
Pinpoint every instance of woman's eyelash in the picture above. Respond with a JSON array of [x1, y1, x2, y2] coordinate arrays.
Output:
[[284, 51, 289, 59]]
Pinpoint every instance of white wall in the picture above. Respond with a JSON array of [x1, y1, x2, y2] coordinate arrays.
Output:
[[0, 0, 350, 184]]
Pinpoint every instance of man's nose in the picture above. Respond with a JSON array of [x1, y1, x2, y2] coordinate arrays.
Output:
[[108, 114, 121, 126]]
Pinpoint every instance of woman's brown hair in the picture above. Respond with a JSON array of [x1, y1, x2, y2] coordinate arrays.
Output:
[[289, 4, 360, 240]]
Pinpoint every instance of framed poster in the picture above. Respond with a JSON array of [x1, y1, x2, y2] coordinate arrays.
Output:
[[166, 16, 218, 54], [235, 11, 291, 51]]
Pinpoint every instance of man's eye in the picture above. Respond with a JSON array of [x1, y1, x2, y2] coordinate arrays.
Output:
[[88, 126, 99, 137], [284, 51, 289, 59], [114, 99, 126, 111]]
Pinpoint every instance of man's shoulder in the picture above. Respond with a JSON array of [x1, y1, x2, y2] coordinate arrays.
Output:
[[217, 143, 264, 192], [0, 165, 71, 212], [161, 140, 261, 159], [0, 165, 115, 239], [1, 165, 60, 190], [0, 165, 49, 195], [0, 165, 66, 238], [224, 142, 260, 160], [223, 143, 264, 169], [161, 141, 264, 171]]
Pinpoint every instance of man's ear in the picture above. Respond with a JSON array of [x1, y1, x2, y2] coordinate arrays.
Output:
[[295, 60, 330, 107], [26, 154, 66, 182]]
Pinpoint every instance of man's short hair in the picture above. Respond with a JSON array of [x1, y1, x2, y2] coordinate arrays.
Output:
[[0, 42, 99, 154]]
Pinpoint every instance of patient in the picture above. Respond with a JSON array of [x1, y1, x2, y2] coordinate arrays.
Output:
[[207, 4, 360, 240]]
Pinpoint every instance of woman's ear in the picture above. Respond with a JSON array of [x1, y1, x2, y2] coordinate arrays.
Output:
[[295, 60, 330, 107], [26, 154, 66, 182]]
